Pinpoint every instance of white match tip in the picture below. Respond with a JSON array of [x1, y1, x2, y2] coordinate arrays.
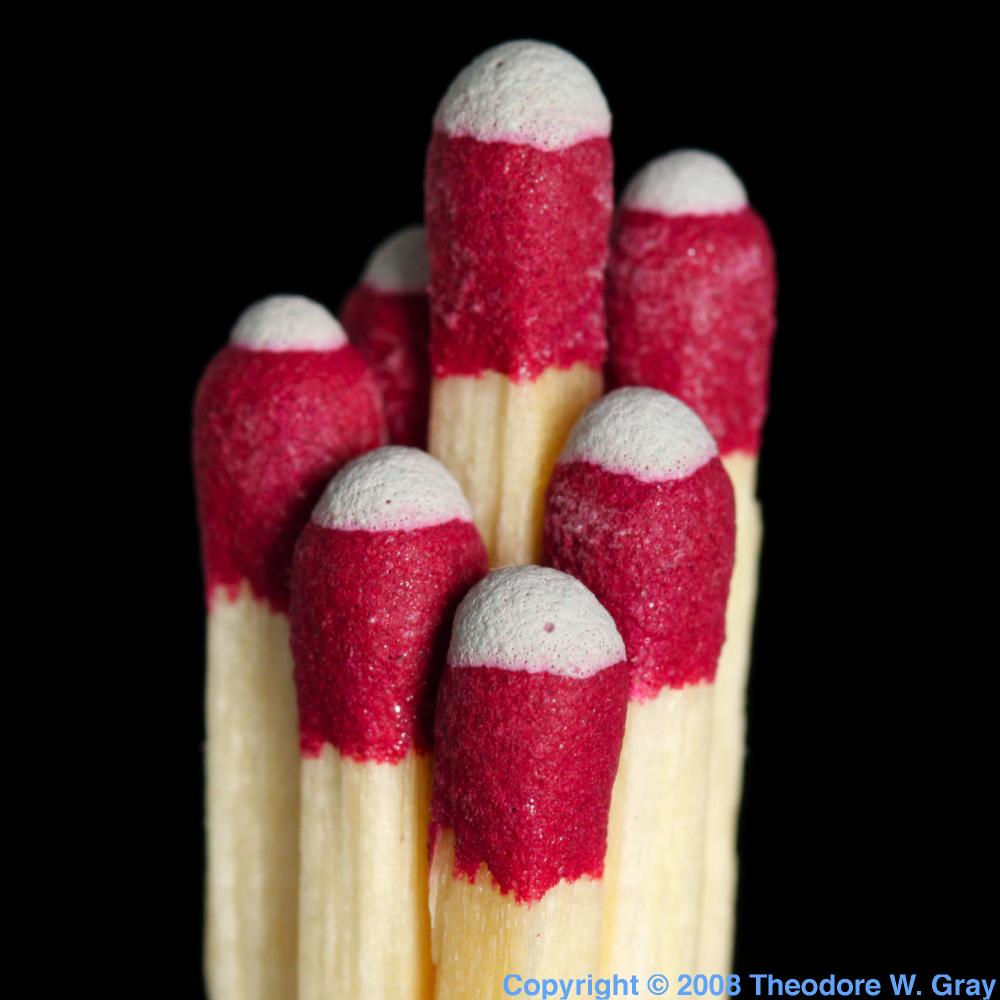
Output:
[[361, 226, 429, 294], [622, 149, 747, 216], [449, 566, 626, 679], [559, 387, 717, 482], [230, 295, 347, 352], [434, 40, 611, 151], [311, 446, 474, 532]]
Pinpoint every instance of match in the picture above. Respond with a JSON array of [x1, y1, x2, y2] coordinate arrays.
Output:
[[193, 295, 384, 1000], [290, 446, 486, 999], [426, 40, 613, 565], [429, 566, 629, 999], [544, 388, 735, 980], [606, 150, 777, 971], [341, 226, 431, 447]]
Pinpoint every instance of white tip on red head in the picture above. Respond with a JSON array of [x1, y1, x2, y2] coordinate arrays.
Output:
[[622, 149, 747, 217], [230, 295, 348, 352], [559, 387, 717, 482], [311, 446, 473, 532], [434, 40, 611, 151], [361, 226, 429, 294], [448, 565, 625, 678]]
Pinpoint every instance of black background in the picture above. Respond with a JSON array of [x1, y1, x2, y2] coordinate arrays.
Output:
[[107, 19, 993, 998]]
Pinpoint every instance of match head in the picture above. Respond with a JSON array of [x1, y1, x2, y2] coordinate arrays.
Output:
[[545, 390, 735, 695], [360, 226, 429, 294], [559, 387, 718, 483], [432, 564, 628, 899], [194, 301, 385, 610], [230, 295, 348, 352], [622, 149, 747, 217], [291, 448, 487, 761], [448, 565, 625, 678], [434, 40, 611, 151], [310, 446, 472, 532]]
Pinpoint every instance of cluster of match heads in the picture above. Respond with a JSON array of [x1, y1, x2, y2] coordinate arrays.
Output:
[[195, 39, 775, 1000]]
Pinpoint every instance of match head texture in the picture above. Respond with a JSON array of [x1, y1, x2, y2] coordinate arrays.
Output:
[[434, 40, 611, 151], [448, 565, 626, 678], [361, 226, 429, 293], [559, 387, 717, 483], [622, 149, 747, 216], [230, 295, 348, 352], [310, 446, 473, 532]]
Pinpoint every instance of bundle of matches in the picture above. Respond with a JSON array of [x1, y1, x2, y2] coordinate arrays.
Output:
[[430, 566, 629, 998], [426, 41, 612, 565], [606, 150, 777, 969], [545, 388, 735, 978], [193, 296, 384, 1000], [195, 39, 779, 1000], [291, 447, 487, 999]]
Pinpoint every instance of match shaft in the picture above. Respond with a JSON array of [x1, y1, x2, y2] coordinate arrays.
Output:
[[430, 566, 628, 998], [606, 152, 776, 969], [291, 448, 487, 1000], [195, 297, 385, 999], [426, 41, 612, 566]]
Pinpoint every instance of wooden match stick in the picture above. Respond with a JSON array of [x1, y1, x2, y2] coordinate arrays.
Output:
[[606, 151, 777, 971], [193, 296, 385, 1000], [290, 446, 487, 1000], [544, 388, 735, 980], [341, 226, 431, 447], [425, 40, 613, 566], [430, 566, 629, 999]]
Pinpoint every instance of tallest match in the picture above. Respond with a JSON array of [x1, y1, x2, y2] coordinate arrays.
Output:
[[426, 40, 613, 565]]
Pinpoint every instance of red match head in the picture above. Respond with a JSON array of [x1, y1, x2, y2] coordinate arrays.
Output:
[[431, 565, 629, 902], [193, 295, 386, 611], [544, 388, 736, 700], [340, 227, 431, 447], [607, 149, 777, 454], [290, 446, 487, 762], [425, 41, 614, 381]]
